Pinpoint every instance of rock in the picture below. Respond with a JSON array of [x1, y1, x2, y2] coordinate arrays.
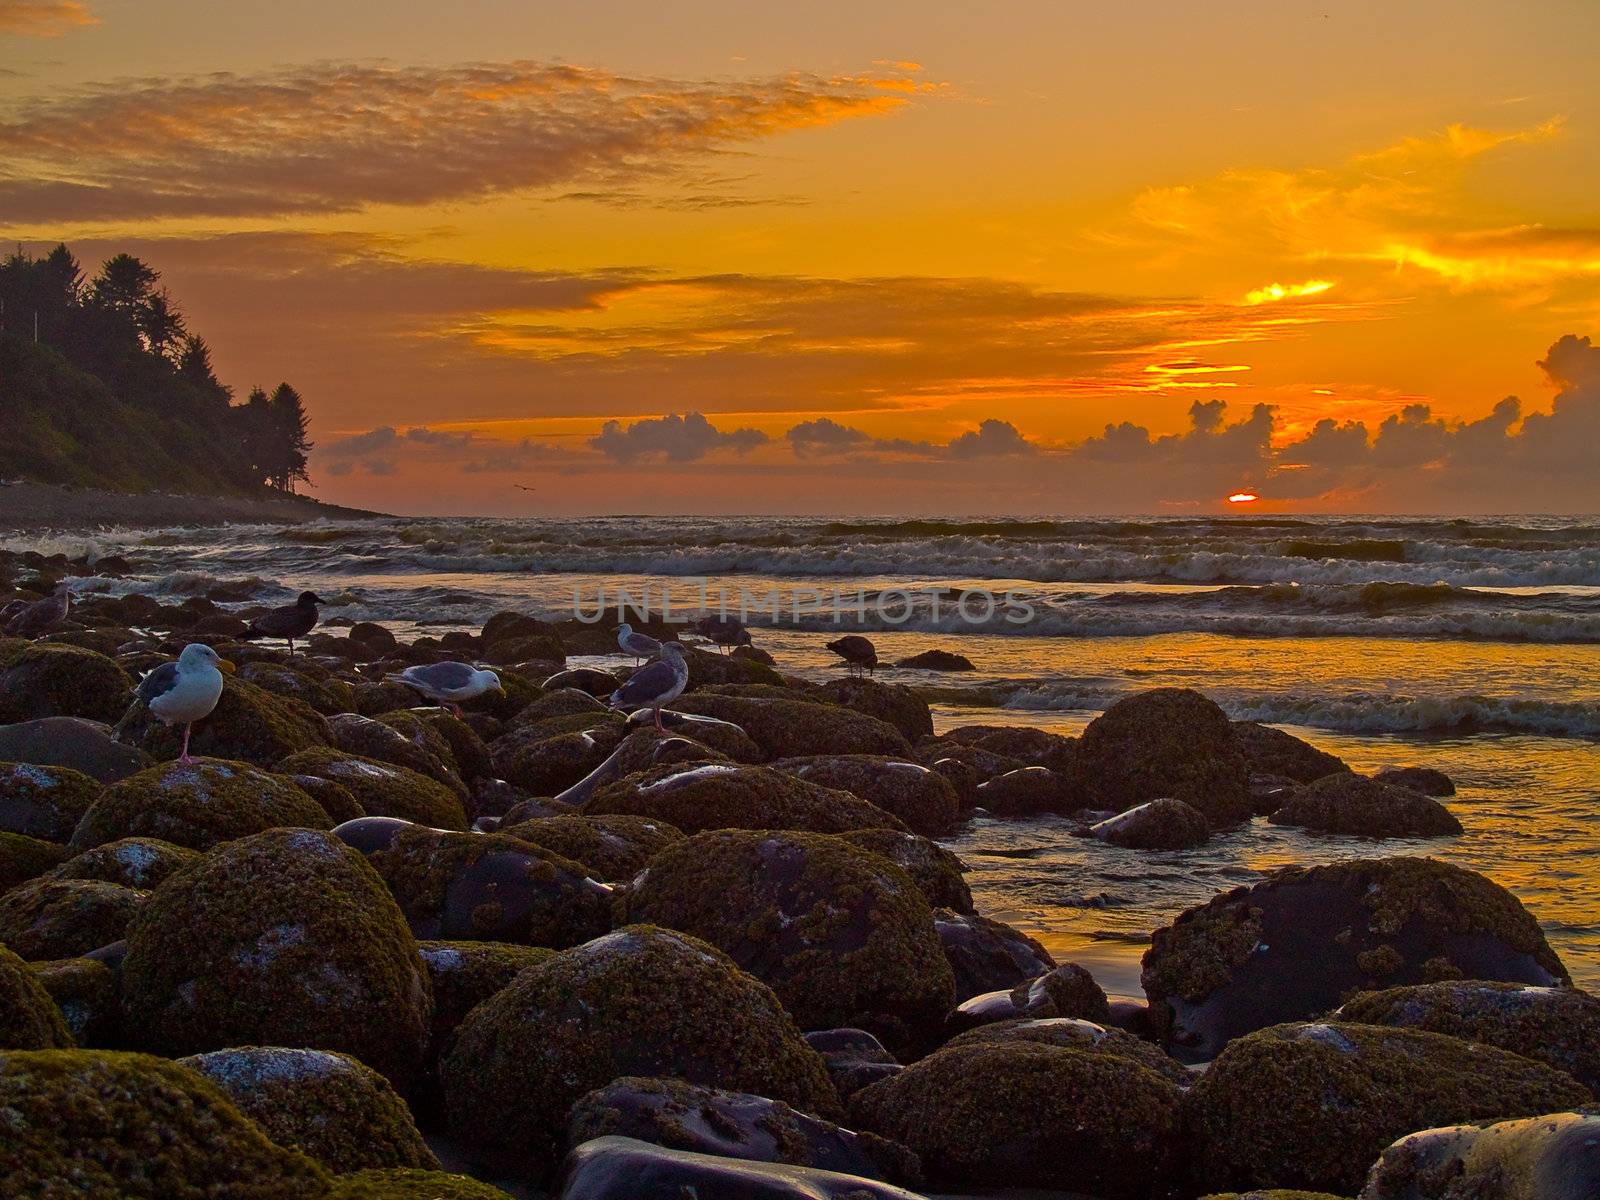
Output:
[[730, 643, 777, 666], [496, 813, 684, 882], [804, 1027, 902, 1100], [135, 677, 332, 768], [951, 964, 1112, 1035], [121, 828, 433, 1088], [837, 828, 972, 912], [584, 762, 906, 836], [937, 725, 1079, 771], [490, 723, 626, 795], [330, 712, 467, 796], [770, 755, 960, 835], [813, 678, 933, 743], [0, 644, 133, 724], [288, 773, 365, 823], [682, 647, 785, 689], [934, 908, 1056, 1001], [440, 926, 838, 1176], [1374, 765, 1457, 796], [553, 1136, 920, 1200], [624, 714, 765, 763], [45, 836, 199, 890], [1090, 797, 1211, 850], [910, 742, 1025, 810], [1232, 720, 1350, 783], [276, 749, 468, 830], [567, 1077, 921, 1185], [672, 694, 911, 758], [0, 716, 151, 782], [1337, 980, 1600, 1093], [975, 765, 1082, 816], [327, 1169, 515, 1198], [181, 1046, 439, 1174], [1076, 689, 1252, 827], [1141, 856, 1569, 1061], [353, 680, 424, 717], [29, 955, 116, 1046], [0, 761, 101, 842], [0, 1048, 330, 1198], [946, 1016, 1192, 1087], [895, 649, 974, 671], [237, 661, 356, 716], [542, 667, 623, 697], [1182, 1021, 1593, 1195], [849, 1039, 1181, 1196], [0, 877, 144, 959], [1364, 1109, 1600, 1200], [1268, 773, 1461, 838], [0, 943, 74, 1048], [1248, 771, 1301, 816], [413, 709, 492, 782], [0, 829, 69, 892], [370, 825, 612, 947], [349, 622, 399, 654], [70, 758, 332, 853], [628, 831, 954, 1054], [417, 940, 554, 1057]]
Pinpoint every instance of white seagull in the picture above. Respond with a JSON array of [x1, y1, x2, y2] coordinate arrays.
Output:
[[616, 622, 662, 665], [114, 643, 232, 764], [608, 641, 689, 730], [386, 661, 505, 715]]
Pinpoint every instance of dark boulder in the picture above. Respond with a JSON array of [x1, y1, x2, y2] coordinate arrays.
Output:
[[1089, 797, 1211, 850], [934, 908, 1055, 1002], [1268, 772, 1461, 838], [553, 1136, 921, 1200], [1232, 720, 1350, 783]]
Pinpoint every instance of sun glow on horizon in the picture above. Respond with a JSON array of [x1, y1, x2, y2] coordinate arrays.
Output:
[[1228, 492, 1260, 504]]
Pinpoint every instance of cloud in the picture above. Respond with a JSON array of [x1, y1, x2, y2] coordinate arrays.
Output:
[[0, 60, 926, 220], [0, 2, 96, 37], [589, 412, 768, 463], [947, 419, 1038, 459]]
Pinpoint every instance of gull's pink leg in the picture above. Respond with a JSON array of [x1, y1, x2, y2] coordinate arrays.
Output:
[[179, 723, 194, 764]]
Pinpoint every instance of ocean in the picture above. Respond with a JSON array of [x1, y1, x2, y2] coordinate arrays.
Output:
[[23, 513, 1600, 995]]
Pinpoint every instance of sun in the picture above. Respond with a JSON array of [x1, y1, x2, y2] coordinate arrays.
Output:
[[1227, 492, 1260, 504]]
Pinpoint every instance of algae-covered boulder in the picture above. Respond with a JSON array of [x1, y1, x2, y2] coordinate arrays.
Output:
[[490, 722, 626, 796], [673, 694, 911, 758], [804, 1027, 902, 1100], [1182, 1021, 1593, 1195], [0, 877, 144, 959], [974, 765, 1083, 816], [947, 961, 1111, 1034], [936, 724, 1080, 771], [70, 758, 332, 853], [417, 940, 554, 1052], [1337, 980, 1600, 1092], [0, 1048, 329, 1199], [1373, 765, 1456, 796], [238, 661, 356, 716], [331, 712, 467, 796], [121, 828, 432, 1087], [849, 1040, 1181, 1197], [497, 813, 683, 882], [0, 760, 101, 842], [45, 836, 199, 890], [29, 955, 116, 1046], [288, 773, 365, 824], [353, 680, 424, 718], [440, 925, 838, 1176], [0, 829, 69, 892], [945, 1015, 1193, 1086], [628, 830, 955, 1054], [554, 1136, 919, 1200], [1090, 797, 1211, 850], [181, 1046, 440, 1174], [1232, 720, 1350, 783], [276, 748, 468, 830], [585, 762, 906, 836], [567, 1076, 921, 1186], [1200, 1192, 1349, 1200], [412, 709, 493, 782], [1363, 1109, 1600, 1200], [1141, 856, 1568, 1061], [0, 644, 132, 723], [1076, 688, 1252, 826], [813, 678, 933, 744], [770, 755, 960, 836], [137, 676, 332, 767], [1269, 772, 1462, 838], [837, 827, 972, 912], [934, 908, 1056, 1001], [329, 1169, 515, 1199], [0, 943, 74, 1048], [370, 825, 611, 947], [0, 715, 152, 783]]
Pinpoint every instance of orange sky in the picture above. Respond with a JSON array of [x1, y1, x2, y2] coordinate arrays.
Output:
[[3, 1, 1599, 514]]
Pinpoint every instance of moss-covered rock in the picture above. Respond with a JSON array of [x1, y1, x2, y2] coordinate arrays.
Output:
[[353, 680, 423, 718], [0, 1048, 330, 1198], [934, 908, 1056, 1002], [45, 836, 199, 890], [181, 1046, 439, 1174], [121, 828, 432, 1087], [672, 694, 911, 759], [489, 721, 627, 795], [947, 962, 1111, 1035], [975, 765, 1083, 816], [287, 773, 365, 823], [411, 709, 492, 781], [1336, 979, 1600, 1093], [849, 1040, 1181, 1196], [1363, 1109, 1599, 1200], [945, 1016, 1193, 1086], [1373, 765, 1456, 796], [238, 660, 356, 715], [628, 830, 955, 1054], [915, 744, 1035, 808], [0, 829, 69, 893], [276, 749, 469, 830], [585, 762, 906, 836], [69, 758, 332, 853], [935, 724, 1079, 771], [497, 813, 683, 882], [0, 760, 101, 842], [330, 712, 467, 796], [136, 676, 332, 767], [417, 940, 554, 1054], [1200, 1192, 1349, 1200], [1090, 797, 1211, 850], [327, 1169, 515, 1199], [440, 925, 838, 1177], [1232, 720, 1350, 784], [539, 667, 619, 698], [0, 643, 133, 724], [370, 825, 612, 947], [29, 955, 115, 1046], [1181, 1021, 1593, 1195], [1141, 856, 1568, 1061], [1268, 772, 1462, 838], [837, 828, 972, 913], [1075, 688, 1252, 826], [769, 755, 959, 836], [812, 678, 933, 744], [0, 943, 74, 1048], [0, 877, 144, 959]]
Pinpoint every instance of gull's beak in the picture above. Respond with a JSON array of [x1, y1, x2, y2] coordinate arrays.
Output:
[[218, 659, 236, 675], [494, 684, 507, 696]]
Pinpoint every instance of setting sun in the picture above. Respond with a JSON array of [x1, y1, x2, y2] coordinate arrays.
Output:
[[1227, 492, 1260, 503]]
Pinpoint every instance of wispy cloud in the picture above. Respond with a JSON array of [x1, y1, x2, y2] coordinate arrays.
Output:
[[0, 2, 96, 37]]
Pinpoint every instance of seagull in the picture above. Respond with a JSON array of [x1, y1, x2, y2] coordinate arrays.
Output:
[[385, 661, 505, 715], [826, 634, 878, 677], [608, 641, 689, 730], [242, 591, 326, 656], [691, 614, 751, 654], [4, 582, 72, 638], [615, 622, 662, 666], [114, 643, 232, 764]]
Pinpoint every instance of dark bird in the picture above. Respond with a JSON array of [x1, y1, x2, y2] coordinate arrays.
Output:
[[609, 642, 689, 730], [826, 634, 878, 676], [114, 643, 232, 763], [691, 614, 751, 654], [242, 591, 326, 656], [3, 582, 72, 638]]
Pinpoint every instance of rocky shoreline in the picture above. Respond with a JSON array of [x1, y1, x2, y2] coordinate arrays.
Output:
[[0, 480, 388, 535], [2, 546, 1597, 1198]]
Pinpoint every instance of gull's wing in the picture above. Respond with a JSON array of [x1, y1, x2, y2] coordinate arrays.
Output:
[[135, 662, 181, 706], [612, 659, 679, 707], [404, 661, 479, 691]]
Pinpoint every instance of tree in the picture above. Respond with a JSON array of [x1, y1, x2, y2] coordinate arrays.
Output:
[[267, 383, 313, 492]]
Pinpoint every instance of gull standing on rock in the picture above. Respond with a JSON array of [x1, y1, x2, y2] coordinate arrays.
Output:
[[386, 662, 505, 715], [3, 582, 72, 637], [114, 643, 233, 764], [243, 591, 326, 656], [615, 622, 662, 665], [826, 634, 878, 677], [609, 641, 689, 730]]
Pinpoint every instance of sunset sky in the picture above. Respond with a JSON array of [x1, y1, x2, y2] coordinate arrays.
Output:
[[3, 0, 1599, 514]]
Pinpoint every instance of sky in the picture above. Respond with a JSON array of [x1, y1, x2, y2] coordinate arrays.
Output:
[[2, 0, 1599, 515]]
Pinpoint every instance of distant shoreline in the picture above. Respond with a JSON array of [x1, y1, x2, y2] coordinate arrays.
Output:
[[0, 481, 391, 535]]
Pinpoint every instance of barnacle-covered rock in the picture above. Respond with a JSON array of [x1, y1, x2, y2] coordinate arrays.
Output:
[[330, 712, 467, 796], [945, 1016, 1193, 1086], [29, 955, 116, 1046], [1089, 797, 1211, 850], [136, 677, 332, 767], [1363, 1109, 1600, 1200], [0, 829, 69, 893], [1232, 720, 1350, 783], [1373, 765, 1456, 796], [328, 1169, 515, 1199]]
